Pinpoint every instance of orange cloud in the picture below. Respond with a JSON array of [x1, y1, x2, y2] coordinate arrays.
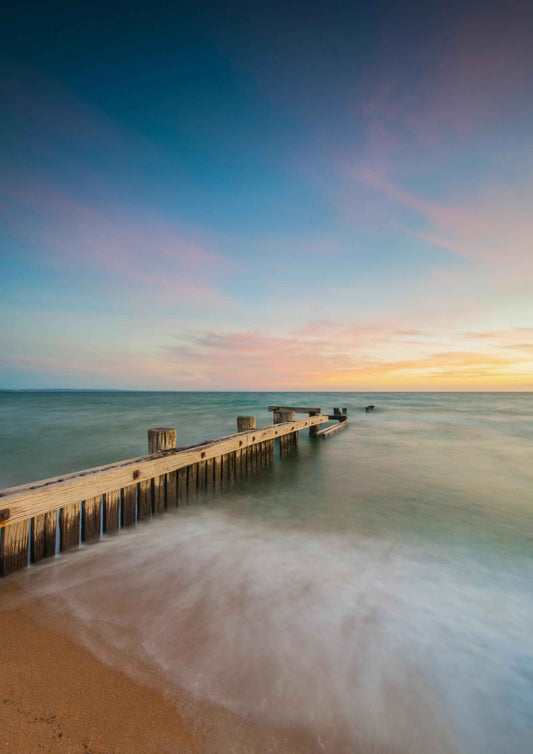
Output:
[[165, 325, 533, 390]]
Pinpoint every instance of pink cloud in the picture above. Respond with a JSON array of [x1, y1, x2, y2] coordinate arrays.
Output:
[[165, 320, 533, 390], [1, 175, 231, 305], [352, 168, 533, 278]]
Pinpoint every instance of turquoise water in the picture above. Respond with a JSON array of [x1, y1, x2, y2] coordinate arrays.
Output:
[[1, 391, 532, 752]]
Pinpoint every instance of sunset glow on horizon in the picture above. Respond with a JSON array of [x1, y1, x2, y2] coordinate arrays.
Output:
[[1, 1, 532, 391]]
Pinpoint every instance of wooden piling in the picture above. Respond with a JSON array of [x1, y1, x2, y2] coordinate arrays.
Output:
[[214, 456, 222, 492], [197, 459, 207, 497], [121, 485, 137, 527], [0, 521, 30, 576], [237, 416, 256, 432], [205, 457, 214, 495], [166, 470, 177, 508], [177, 467, 188, 505], [274, 410, 297, 456], [82, 495, 102, 543], [103, 489, 120, 533], [188, 463, 198, 502], [148, 428, 176, 513], [148, 428, 177, 454], [59, 502, 81, 552], [309, 409, 321, 439], [138, 480, 152, 520], [31, 511, 57, 562], [152, 475, 166, 514]]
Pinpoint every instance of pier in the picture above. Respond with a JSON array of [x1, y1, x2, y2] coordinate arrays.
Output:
[[0, 405, 348, 577]]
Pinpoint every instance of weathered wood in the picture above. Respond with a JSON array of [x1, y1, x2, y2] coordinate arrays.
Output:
[[214, 456, 222, 492], [149, 430, 174, 515], [82, 495, 102, 543], [138, 480, 152, 520], [251, 443, 258, 474], [273, 409, 296, 425], [152, 475, 166, 514], [274, 410, 297, 457], [188, 463, 198, 502], [205, 457, 214, 495], [317, 421, 349, 439], [148, 428, 177, 453], [31, 511, 57, 562], [309, 409, 320, 439], [166, 470, 177, 508], [177, 467, 188, 505], [327, 414, 348, 421], [243, 446, 250, 478], [235, 448, 242, 479], [0, 520, 30, 576], [222, 454, 230, 487], [103, 489, 120, 533], [268, 406, 321, 414], [228, 451, 236, 485], [121, 485, 137, 527], [197, 460, 207, 496], [237, 416, 256, 432], [0, 415, 329, 528], [59, 502, 80, 551]]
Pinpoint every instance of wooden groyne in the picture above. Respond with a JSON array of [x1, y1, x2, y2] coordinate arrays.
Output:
[[0, 406, 347, 577]]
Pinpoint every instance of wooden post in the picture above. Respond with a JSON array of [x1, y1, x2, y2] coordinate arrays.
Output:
[[82, 495, 102, 543], [148, 428, 176, 514], [309, 409, 321, 439], [148, 428, 177, 453], [177, 467, 188, 505], [103, 489, 120, 533], [121, 485, 137, 527], [274, 409, 297, 456], [236, 414, 255, 479], [205, 457, 214, 495], [166, 471, 177, 508], [197, 459, 207, 496], [138, 480, 152, 520], [59, 502, 81, 551], [188, 463, 198, 502], [31, 511, 57, 562], [0, 521, 30, 576]]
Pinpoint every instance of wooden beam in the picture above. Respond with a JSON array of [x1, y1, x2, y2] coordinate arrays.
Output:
[[317, 421, 349, 439], [268, 406, 321, 414]]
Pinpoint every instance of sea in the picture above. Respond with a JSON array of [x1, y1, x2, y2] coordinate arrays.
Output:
[[0, 391, 532, 753]]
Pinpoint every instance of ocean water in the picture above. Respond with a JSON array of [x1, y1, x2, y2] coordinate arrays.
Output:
[[1, 391, 532, 752]]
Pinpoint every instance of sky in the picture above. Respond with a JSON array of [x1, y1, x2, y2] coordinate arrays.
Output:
[[1, 0, 532, 390]]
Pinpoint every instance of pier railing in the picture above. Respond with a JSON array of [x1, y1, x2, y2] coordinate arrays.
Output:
[[0, 407, 347, 577]]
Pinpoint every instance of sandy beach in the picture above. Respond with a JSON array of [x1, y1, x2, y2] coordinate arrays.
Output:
[[0, 584, 321, 754]]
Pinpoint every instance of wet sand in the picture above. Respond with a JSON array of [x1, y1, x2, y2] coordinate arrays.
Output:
[[0, 586, 321, 754]]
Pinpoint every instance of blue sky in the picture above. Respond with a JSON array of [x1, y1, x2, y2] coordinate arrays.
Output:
[[1, 0, 533, 389]]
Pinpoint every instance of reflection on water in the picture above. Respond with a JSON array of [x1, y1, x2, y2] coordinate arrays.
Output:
[[1, 392, 532, 752]]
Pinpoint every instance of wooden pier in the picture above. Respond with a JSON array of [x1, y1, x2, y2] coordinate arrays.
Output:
[[0, 406, 348, 577]]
